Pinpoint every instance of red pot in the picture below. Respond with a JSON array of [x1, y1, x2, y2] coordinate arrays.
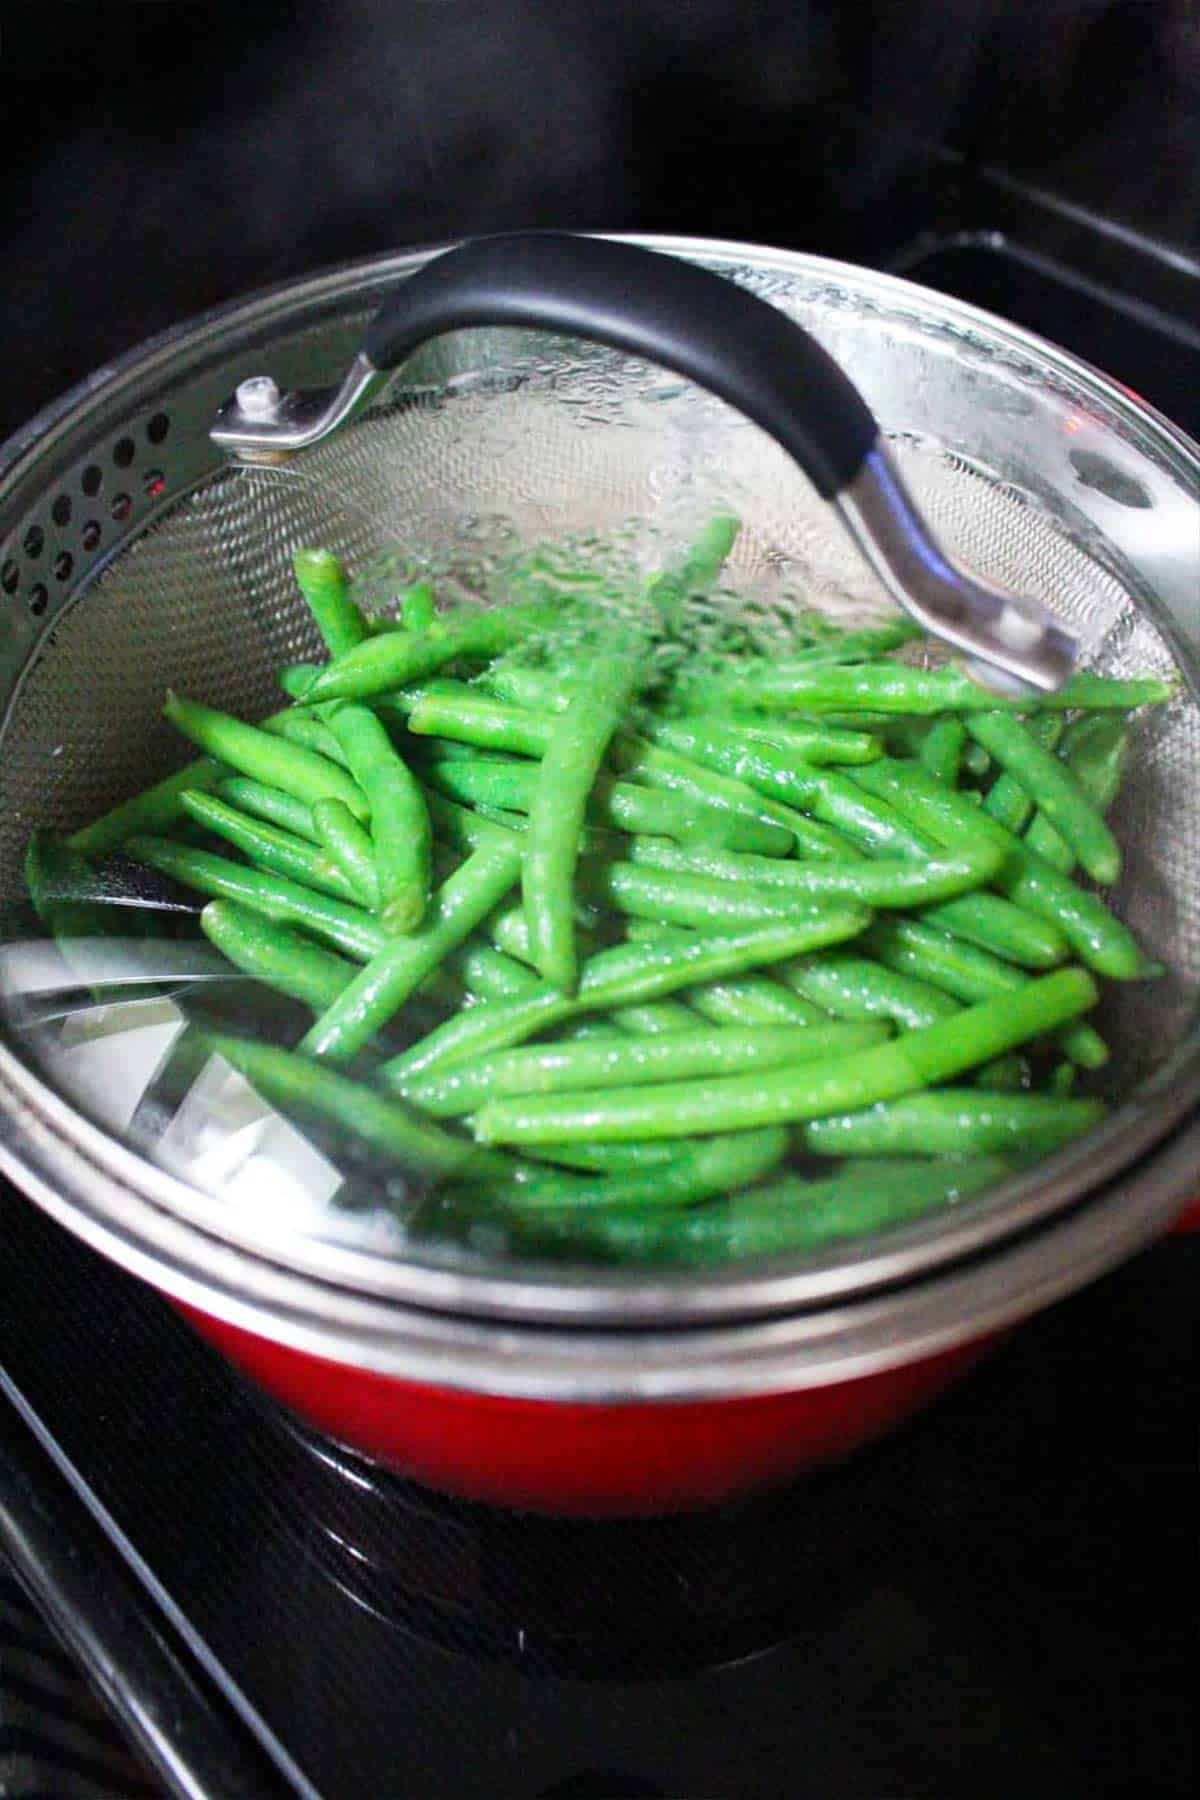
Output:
[[154, 1156, 1192, 1517], [183, 1304, 993, 1515], [178, 1168, 1196, 1516]]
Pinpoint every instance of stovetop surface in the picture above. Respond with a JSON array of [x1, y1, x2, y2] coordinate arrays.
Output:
[[2, 1181, 1195, 1800]]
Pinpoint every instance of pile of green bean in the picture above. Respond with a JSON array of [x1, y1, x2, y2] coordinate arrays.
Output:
[[45, 528, 1175, 1265]]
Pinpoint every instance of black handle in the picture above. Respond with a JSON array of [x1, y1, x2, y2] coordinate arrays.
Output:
[[364, 233, 879, 501]]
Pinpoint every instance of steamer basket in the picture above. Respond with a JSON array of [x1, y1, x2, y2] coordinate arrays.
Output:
[[0, 236, 1197, 1513]]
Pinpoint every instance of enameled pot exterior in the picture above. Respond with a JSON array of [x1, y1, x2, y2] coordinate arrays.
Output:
[[184, 1305, 993, 1515]]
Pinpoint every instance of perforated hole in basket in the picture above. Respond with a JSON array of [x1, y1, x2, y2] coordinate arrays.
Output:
[[0, 415, 176, 625]]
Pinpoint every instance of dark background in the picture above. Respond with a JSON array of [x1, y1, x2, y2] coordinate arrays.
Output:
[[3, 0, 1199, 438]]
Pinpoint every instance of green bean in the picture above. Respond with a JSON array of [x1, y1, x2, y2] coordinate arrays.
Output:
[[422, 757, 790, 855], [688, 662, 1174, 715], [198, 1032, 513, 1184], [973, 1053, 1029, 1092], [366, 674, 466, 726], [299, 835, 524, 1062], [70, 506, 1168, 1272], [292, 548, 367, 657], [451, 940, 543, 1003], [799, 1091, 1105, 1158], [788, 620, 925, 660], [415, 735, 514, 766], [473, 1125, 789, 1214], [412, 689, 834, 858], [606, 1000, 698, 1035], [664, 513, 741, 587], [1025, 714, 1130, 871], [24, 829, 97, 935], [385, 913, 876, 1081], [485, 900, 680, 1029], [430, 679, 824, 855], [440, 795, 845, 950], [648, 513, 741, 631], [125, 836, 388, 960], [483, 663, 568, 713], [582, 858, 874, 935], [982, 715, 1064, 832], [422, 790, 521, 862], [214, 777, 316, 842], [164, 691, 368, 821], [694, 730, 1036, 979], [485, 904, 696, 1036], [676, 795, 798, 856], [919, 718, 966, 787], [1050, 1061, 1077, 1096], [965, 712, 1121, 885], [68, 757, 224, 856], [492, 631, 894, 732], [1062, 712, 1132, 808], [300, 601, 556, 703], [324, 703, 432, 931], [262, 710, 353, 768], [473, 967, 1099, 1144], [624, 834, 1004, 908], [678, 714, 882, 766], [1024, 811, 1074, 872], [739, 742, 922, 854], [723, 1157, 1009, 1246], [359, 583, 430, 635], [862, 915, 1035, 1005], [891, 892, 1059, 969], [484, 900, 595, 968], [609, 735, 852, 861], [400, 582, 436, 633], [518, 1139, 680, 1174], [408, 687, 552, 757], [811, 710, 907, 732], [619, 920, 828, 1027], [559, 1020, 629, 1044], [643, 718, 1065, 965], [851, 758, 1147, 979], [178, 790, 359, 904], [1058, 1017, 1117, 1071], [400, 1020, 887, 1118], [473, 800, 529, 834], [311, 797, 380, 910], [524, 652, 638, 990], [200, 899, 357, 1013], [674, 632, 932, 715], [779, 951, 959, 1031], [278, 663, 323, 701], [506, 1156, 1010, 1262], [863, 916, 1108, 1069], [641, 716, 877, 828], [684, 973, 827, 1028]]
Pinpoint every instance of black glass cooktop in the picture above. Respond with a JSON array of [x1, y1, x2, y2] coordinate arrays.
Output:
[[1, 1181, 1196, 1800]]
